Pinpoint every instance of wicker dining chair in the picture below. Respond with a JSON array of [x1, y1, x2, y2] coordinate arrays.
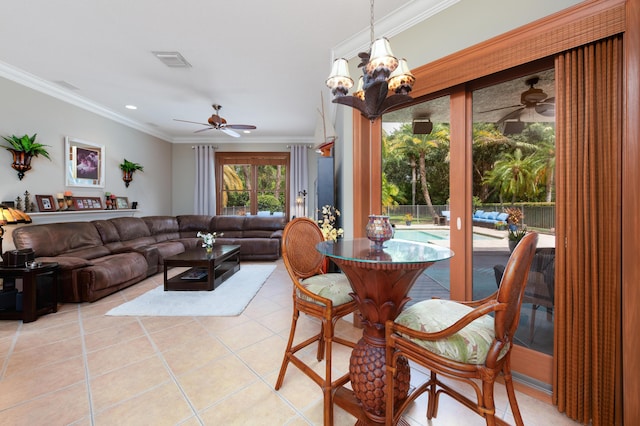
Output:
[[275, 217, 358, 426], [385, 232, 538, 426]]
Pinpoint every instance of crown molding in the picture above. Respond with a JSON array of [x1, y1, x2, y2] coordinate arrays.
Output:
[[332, 0, 460, 60], [0, 60, 173, 142]]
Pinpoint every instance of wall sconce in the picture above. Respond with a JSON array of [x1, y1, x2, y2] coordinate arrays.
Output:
[[296, 190, 307, 216]]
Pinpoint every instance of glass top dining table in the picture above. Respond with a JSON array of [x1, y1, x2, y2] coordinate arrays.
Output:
[[316, 238, 453, 424], [316, 237, 453, 265]]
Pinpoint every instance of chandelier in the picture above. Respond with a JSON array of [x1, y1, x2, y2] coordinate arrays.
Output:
[[325, 0, 415, 121]]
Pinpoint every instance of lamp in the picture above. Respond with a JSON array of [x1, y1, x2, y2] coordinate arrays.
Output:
[[326, 0, 415, 121], [0, 205, 32, 255]]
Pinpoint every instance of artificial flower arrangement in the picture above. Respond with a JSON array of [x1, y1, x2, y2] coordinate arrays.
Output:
[[318, 205, 344, 242], [197, 231, 223, 250]]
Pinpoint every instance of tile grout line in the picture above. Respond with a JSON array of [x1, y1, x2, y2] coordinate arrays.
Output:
[[135, 316, 205, 425], [0, 322, 22, 380], [78, 303, 96, 425]]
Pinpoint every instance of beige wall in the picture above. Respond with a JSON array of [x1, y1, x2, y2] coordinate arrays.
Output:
[[0, 77, 172, 250]]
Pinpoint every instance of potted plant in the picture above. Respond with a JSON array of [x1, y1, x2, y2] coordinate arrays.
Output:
[[2, 133, 51, 180], [403, 213, 413, 226], [504, 207, 526, 251], [119, 159, 144, 187]]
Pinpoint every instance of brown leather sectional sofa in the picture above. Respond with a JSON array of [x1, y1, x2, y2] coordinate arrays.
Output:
[[12, 215, 286, 303]]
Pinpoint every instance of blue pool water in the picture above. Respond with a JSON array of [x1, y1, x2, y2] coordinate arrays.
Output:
[[394, 229, 496, 242]]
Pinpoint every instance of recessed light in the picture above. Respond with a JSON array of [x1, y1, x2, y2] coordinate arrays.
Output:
[[125, 105, 137, 110], [243, 130, 251, 134]]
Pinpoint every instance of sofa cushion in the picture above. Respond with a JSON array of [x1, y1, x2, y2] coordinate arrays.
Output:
[[79, 252, 148, 302], [211, 216, 245, 238], [177, 215, 215, 238], [142, 216, 181, 242], [109, 217, 152, 241], [243, 216, 287, 238], [13, 222, 104, 258], [92, 220, 121, 244]]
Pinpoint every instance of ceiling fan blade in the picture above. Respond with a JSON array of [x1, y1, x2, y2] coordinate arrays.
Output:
[[221, 128, 241, 138], [479, 104, 523, 113], [174, 119, 211, 126], [497, 107, 525, 124], [194, 127, 215, 133], [226, 124, 257, 130]]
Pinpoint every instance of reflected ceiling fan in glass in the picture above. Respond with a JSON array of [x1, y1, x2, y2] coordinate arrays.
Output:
[[480, 76, 555, 124]]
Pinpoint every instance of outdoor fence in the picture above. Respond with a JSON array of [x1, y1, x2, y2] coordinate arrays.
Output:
[[384, 204, 555, 231]]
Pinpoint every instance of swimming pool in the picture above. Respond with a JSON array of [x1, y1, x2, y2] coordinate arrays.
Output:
[[394, 229, 497, 242]]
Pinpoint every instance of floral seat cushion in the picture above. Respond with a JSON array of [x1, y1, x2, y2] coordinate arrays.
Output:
[[395, 299, 509, 364], [298, 273, 353, 306]]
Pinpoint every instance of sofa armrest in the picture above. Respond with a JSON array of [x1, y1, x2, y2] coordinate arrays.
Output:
[[35, 256, 93, 270]]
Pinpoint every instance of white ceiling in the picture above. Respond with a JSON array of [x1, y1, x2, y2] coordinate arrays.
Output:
[[0, 0, 457, 144]]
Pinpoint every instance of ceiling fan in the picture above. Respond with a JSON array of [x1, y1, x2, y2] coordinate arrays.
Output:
[[174, 104, 256, 137], [482, 77, 555, 124]]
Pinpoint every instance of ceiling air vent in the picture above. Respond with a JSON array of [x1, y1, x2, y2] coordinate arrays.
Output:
[[151, 51, 192, 68]]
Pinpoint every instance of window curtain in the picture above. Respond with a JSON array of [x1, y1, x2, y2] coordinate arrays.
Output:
[[193, 145, 216, 215], [289, 145, 309, 218], [554, 35, 622, 425]]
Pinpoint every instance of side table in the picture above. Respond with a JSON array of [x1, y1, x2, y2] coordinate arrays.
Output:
[[0, 262, 59, 323]]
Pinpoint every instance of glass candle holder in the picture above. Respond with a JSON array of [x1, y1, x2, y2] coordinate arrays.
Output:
[[365, 215, 394, 250]]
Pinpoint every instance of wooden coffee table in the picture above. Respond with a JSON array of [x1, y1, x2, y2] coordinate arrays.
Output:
[[163, 245, 240, 291]]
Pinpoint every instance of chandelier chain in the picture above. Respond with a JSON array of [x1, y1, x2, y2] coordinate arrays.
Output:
[[370, 0, 375, 44]]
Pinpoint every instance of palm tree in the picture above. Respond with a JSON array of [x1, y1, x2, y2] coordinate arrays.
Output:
[[392, 124, 450, 219], [483, 148, 540, 203]]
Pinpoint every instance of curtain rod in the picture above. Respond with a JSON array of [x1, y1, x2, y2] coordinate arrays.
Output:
[[191, 145, 219, 149], [286, 144, 313, 149]]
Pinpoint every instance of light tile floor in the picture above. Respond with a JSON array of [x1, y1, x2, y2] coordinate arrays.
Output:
[[0, 260, 581, 425]]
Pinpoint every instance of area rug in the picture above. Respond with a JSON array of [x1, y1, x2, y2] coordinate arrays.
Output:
[[106, 264, 276, 317]]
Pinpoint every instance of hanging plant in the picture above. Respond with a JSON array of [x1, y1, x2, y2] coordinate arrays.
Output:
[[2, 133, 51, 180], [119, 159, 144, 187]]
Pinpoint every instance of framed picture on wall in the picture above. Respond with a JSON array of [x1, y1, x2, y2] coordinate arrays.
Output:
[[116, 196, 129, 209], [65, 137, 105, 188], [35, 195, 56, 212]]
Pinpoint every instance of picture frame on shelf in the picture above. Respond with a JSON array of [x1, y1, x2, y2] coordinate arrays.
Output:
[[116, 196, 129, 209], [65, 137, 105, 188], [70, 196, 103, 211], [35, 195, 56, 212]]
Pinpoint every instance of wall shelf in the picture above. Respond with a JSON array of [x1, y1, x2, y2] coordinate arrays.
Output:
[[27, 209, 138, 225]]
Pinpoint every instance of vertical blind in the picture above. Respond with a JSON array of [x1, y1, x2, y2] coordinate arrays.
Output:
[[554, 34, 622, 425]]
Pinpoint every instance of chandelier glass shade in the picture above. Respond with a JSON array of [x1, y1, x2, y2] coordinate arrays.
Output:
[[325, 0, 415, 121]]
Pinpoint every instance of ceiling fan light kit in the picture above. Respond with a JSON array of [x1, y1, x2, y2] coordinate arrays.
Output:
[[325, 0, 415, 121]]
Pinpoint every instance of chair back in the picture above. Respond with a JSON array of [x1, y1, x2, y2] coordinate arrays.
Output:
[[494, 232, 538, 342], [281, 217, 325, 281]]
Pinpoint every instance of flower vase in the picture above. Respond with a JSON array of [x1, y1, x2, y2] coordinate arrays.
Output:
[[205, 246, 213, 254], [365, 215, 394, 250]]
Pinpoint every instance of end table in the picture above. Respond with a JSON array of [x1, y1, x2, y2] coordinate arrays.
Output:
[[0, 262, 59, 323]]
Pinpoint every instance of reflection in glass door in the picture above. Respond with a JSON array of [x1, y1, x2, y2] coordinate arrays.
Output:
[[382, 96, 451, 306], [471, 69, 556, 356]]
